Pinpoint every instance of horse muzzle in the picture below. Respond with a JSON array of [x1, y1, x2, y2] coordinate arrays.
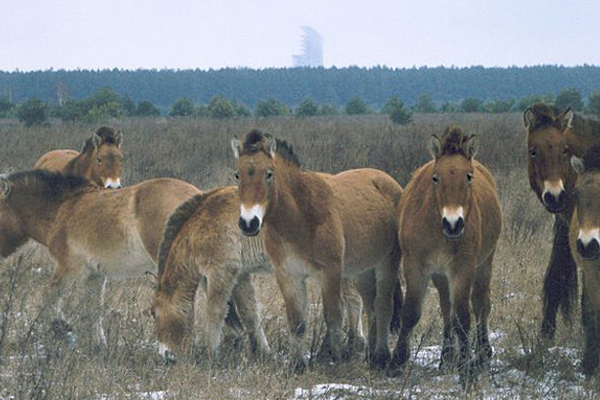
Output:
[[442, 216, 465, 240], [577, 238, 600, 260], [542, 190, 568, 213], [239, 216, 261, 236]]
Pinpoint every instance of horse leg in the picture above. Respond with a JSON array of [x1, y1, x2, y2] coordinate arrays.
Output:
[[320, 265, 345, 364], [432, 273, 454, 371], [204, 265, 239, 361], [391, 256, 427, 370], [581, 278, 600, 376], [449, 267, 474, 387], [342, 279, 366, 358], [370, 250, 401, 369], [43, 259, 82, 343], [541, 215, 577, 341], [229, 272, 270, 360], [471, 252, 494, 370], [274, 266, 308, 373], [355, 270, 377, 360], [79, 271, 108, 349]]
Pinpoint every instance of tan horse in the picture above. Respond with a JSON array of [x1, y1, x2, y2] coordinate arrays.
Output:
[[524, 103, 600, 340], [0, 170, 199, 345], [35, 126, 123, 188], [152, 185, 368, 363], [569, 146, 600, 376], [393, 127, 501, 385], [232, 130, 403, 372]]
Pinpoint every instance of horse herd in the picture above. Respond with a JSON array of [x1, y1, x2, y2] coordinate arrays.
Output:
[[0, 103, 600, 386]]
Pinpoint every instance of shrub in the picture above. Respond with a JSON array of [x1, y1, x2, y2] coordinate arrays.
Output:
[[208, 96, 236, 119], [295, 98, 319, 117], [382, 96, 412, 125], [555, 87, 583, 111], [255, 99, 291, 117], [16, 98, 48, 127], [169, 97, 195, 117], [345, 97, 370, 115]]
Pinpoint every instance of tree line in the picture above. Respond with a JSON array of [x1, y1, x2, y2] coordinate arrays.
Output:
[[2, 65, 600, 111]]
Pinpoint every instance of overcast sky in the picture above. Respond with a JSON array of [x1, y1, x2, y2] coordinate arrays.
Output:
[[1, 0, 599, 71]]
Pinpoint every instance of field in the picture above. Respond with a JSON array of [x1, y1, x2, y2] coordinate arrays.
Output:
[[0, 114, 597, 399]]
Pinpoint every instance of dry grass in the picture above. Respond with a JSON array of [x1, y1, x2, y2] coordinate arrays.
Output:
[[0, 114, 598, 399]]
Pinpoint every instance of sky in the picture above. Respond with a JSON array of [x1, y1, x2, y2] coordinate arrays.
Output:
[[1, 0, 600, 71]]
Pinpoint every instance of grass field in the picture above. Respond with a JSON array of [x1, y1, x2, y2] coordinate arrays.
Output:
[[0, 114, 597, 399]]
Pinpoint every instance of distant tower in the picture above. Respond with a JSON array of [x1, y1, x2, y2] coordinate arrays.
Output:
[[292, 26, 323, 67]]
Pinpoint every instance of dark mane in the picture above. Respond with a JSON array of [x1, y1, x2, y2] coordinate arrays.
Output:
[[157, 191, 212, 278], [438, 126, 471, 157], [570, 112, 600, 138], [582, 145, 600, 172], [241, 129, 301, 167], [527, 103, 562, 132], [7, 170, 91, 197], [81, 126, 119, 153]]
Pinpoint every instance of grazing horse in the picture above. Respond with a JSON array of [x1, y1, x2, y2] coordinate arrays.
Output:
[[393, 127, 501, 385], [0, 170, 200, 345], [569, 146, 600, 376], [524, 103, 600, 340], [35, 126, 123, 188], [152, 185, 368, 363], [232, 130, 403, 371]]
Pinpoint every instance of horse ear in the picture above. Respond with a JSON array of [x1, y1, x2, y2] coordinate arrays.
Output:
[[92, 130, 102, 148], [264, 135, 277, 158], [115, 130, 123, 147], [428, 135, 441, 159], [523, 107, 534, 130], [571, 155, 585, 175], [0, 176, 10, 198], [466, 134, 479, 159], [231, 137, 241, 159], [558, 108, 574, 131]]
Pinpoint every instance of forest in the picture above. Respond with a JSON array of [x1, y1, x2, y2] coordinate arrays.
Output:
[[2, 64, 600, 110]]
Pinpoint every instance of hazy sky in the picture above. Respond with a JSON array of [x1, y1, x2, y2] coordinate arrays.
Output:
[[2, 0, 600, 71]]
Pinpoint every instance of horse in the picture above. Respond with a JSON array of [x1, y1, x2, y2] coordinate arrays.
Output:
[[232, 130, 403, 372], [0, 169, 200, 346], [35, 126, 123, 189], [152, 185, 369, 363], [569, 146, 600, 376], [524, 103, 600, 341], [393, 126, 501, 385]]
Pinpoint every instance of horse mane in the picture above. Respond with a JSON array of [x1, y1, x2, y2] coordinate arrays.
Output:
[[569, 112, 600, 139], [81, 126, 119, 153], [527, 103, 563, 132], [437, 126, 471, 157], [241, 129, 301, 167], [7, 170, 91, 198], [582, 145, 600, 172]]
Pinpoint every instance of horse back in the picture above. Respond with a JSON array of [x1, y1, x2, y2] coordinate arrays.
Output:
[[35, 149, 79, 172], [132, 178, 201, 261]]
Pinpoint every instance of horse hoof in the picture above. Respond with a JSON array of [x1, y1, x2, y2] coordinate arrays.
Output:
[[370, 348, 391, 370]]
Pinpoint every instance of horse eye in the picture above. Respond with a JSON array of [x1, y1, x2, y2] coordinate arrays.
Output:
[[235, 172, 240, 180], [96, 157, 102, 164], [266, 170, 274, 181], [563, 146, 570, 156], [529, 149, 537, 158], [466, 173, 474, 184], [432, 174, 439, 185]]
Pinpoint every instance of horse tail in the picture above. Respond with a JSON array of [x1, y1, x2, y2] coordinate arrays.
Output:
[[390, 279, 403, 334]]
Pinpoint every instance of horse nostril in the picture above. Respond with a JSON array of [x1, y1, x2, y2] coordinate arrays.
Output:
[[238, 216, 260, 236], [577, 238, 600, 260]]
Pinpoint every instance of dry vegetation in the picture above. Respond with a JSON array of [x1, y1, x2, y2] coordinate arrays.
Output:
[[0, 114, 597, 398]]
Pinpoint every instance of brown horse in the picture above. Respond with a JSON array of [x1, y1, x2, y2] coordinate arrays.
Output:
[[152, 186, 272, 362], [569, 146, 600, 376], [152, 185, 369, 363], [232, 130, 403, 371], [393, 127, 501, 385], [524, 103, 600, 340], [35, 127, 123, 188], [0, 170, 199, 345]]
